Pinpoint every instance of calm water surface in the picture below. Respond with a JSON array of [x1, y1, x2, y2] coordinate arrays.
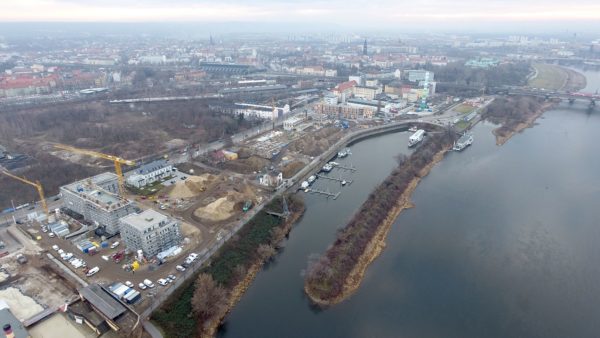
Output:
[[218, 70, 600, 338]]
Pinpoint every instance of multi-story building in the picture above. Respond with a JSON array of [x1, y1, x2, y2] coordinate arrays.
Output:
[[119, 209, 181, 257], [233, 103, 290, 120], [126, 160, 173, 188], [60, 173, 136, 235], [353, 86, 382, 100], [332, 80, 357, 103], [406, 70, 434, 83]]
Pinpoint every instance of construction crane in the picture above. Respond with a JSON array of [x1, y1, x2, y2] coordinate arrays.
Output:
[[1, 170, 49, 217], [54, 144, 135, 195]]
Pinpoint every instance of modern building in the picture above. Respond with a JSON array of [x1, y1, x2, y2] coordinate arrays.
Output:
[[119, 209, 181, 258], [61, 173, 136, 235], [126, 160, 173, 189]]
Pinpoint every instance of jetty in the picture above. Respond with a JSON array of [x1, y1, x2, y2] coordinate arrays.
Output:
[[316, 174, 353, 185], [306, 188, 340, 199]]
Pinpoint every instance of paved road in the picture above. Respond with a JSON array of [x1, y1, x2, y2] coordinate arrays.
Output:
[[142, 320, 163, 338]]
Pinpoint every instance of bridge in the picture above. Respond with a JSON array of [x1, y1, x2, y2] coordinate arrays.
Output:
[[498, 87, 599, 107]]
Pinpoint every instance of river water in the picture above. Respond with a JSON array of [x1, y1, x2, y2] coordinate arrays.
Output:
[[218, 70, 600, 338]]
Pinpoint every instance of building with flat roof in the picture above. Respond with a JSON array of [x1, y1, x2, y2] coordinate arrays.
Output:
[[61, 173, 136, 235], [353, 86, 382, 100], [78, 284, 126, 332], [126, 160, 172, 189], [119, 209, 181, 258], [0, 301, 30, 338]]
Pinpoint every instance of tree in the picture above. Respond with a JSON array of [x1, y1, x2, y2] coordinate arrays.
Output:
[[257, 243, 277, 261], [191, 273, 228, 323]]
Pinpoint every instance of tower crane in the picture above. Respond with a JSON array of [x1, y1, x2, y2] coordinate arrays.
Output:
[[1, 170, 49, 217], [54, 144, 136, 196]]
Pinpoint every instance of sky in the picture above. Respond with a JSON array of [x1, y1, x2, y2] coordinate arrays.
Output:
[[1, 0, 600, 31]]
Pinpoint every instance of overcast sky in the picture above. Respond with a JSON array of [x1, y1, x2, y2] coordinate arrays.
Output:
[[1, 0, 600, 31]]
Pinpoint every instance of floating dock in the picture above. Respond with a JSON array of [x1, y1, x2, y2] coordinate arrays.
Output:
[[305, 188, 340, 199], [316, 174, 353, 185]]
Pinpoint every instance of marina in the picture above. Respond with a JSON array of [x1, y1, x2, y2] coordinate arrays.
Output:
[[316, 174, 353, 185], [305, 188, 341, 199]]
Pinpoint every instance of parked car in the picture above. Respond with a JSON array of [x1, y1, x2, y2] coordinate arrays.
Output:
[[52, 245, 59, 251], [125, 281, 134, 288], [168, 274, 176, 281], [143, 279, 155, 288], [157, 279, 168, 286], [48, 233, 55, 238], [110, 241, 120, 249], [138, 283, 147, 290], [86, 267, 99, 277], [175, 265, 186, 272]]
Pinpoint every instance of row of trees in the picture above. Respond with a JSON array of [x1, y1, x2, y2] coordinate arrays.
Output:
[[153, 195, 305, 337], [305, 131, 455, 302]]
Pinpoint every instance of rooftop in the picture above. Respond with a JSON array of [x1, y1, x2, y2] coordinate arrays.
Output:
[[0, 307, 29, 338], [79, 284, 126, 320], [133, 159, 170, 175], [120, 209, 171, 232]]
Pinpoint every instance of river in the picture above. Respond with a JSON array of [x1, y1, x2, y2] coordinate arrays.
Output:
[[218, 69, 600, 338]]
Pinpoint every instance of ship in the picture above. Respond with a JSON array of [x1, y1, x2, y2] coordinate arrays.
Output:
[[328, 161, 339, 167], [453, 133, 473, 151], [408, 129, 425, 147], [307, 175, 317, 184], [337, 148, 351, 158], [321, 163, 333, 172], [408, 126, 418, 132]]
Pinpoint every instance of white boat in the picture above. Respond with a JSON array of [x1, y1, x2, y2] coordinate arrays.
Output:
[[341, 180, 347, 186], [408, 129, 425, 147], [408, 126, 418, 132], [322, 164, 333, 172], [453, 133, 474, 151], [329, 161, 339, 167], [337, 148, 350, 158], [301, 181, 310, 189], [307, 175, 316, 184]]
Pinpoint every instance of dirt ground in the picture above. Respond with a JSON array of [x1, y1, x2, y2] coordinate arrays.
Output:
[[167, 174, 218, 199]]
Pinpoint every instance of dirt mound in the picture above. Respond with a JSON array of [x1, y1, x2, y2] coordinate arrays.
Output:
[[194, 196, 237, 222], [193, 183, 258, 222], [168, 174, 215, 199]]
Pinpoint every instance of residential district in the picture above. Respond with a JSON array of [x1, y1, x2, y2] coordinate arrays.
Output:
[[0, 30, 599, 338]]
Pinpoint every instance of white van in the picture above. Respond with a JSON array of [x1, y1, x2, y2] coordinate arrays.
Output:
[[86, 267, 99, 277], [110, 241, 120, 249]]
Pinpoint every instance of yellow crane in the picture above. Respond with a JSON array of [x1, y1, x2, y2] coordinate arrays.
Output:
[[54, 144, 136, 196], [1, 170, 49, 217]]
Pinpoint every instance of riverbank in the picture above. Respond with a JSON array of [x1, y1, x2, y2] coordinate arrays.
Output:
[[202, 208, 304, 337], [304, 133, 455, 306], [152, 195, 305, 338], [492, 100, 558, 146]]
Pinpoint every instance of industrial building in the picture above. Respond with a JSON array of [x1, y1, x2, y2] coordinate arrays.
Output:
[[77, 284, 126, 332], [233, 103, 290, 120], [283, 116, 304, 131], [60, 173, 136, 235], [126, 160, 173, 188], [119, 209, 181, 258]]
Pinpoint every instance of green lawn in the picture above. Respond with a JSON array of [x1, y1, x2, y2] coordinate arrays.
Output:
[[454, 120, 471, 132], [528, 63, 567, 90], [454, 104, 476, 114]]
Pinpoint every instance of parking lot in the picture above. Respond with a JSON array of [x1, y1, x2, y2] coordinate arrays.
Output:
[[30, 220, 205, 309]]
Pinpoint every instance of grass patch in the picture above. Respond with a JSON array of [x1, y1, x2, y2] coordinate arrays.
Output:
[[528, 63, 567, 90], [453, 120, 471, 132], [126, 178, 168, 196], [454, 104, 476, 114]]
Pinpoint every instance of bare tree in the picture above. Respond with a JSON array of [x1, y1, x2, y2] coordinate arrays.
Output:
[[257, 244, 277, 261], [191, 273, 228, 323]]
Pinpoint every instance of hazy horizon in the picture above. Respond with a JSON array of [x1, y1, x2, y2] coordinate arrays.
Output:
[[1, 0, 600, 35]]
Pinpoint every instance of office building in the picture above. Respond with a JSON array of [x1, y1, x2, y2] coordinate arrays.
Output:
[[119, 209, 181, 258]]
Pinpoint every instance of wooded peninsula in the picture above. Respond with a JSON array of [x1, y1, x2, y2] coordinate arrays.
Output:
[[304, 131, 456, 306]]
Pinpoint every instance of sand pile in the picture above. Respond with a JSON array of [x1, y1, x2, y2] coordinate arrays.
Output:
[[168, 174, 214, 199], [0, 287, 44, 320], [194, 196, 237, 222]]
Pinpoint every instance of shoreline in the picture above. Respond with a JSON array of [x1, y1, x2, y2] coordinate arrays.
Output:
[[492, 100, 558, 146], [202, 208, 304, 337], [305, 145, 451, 306]]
